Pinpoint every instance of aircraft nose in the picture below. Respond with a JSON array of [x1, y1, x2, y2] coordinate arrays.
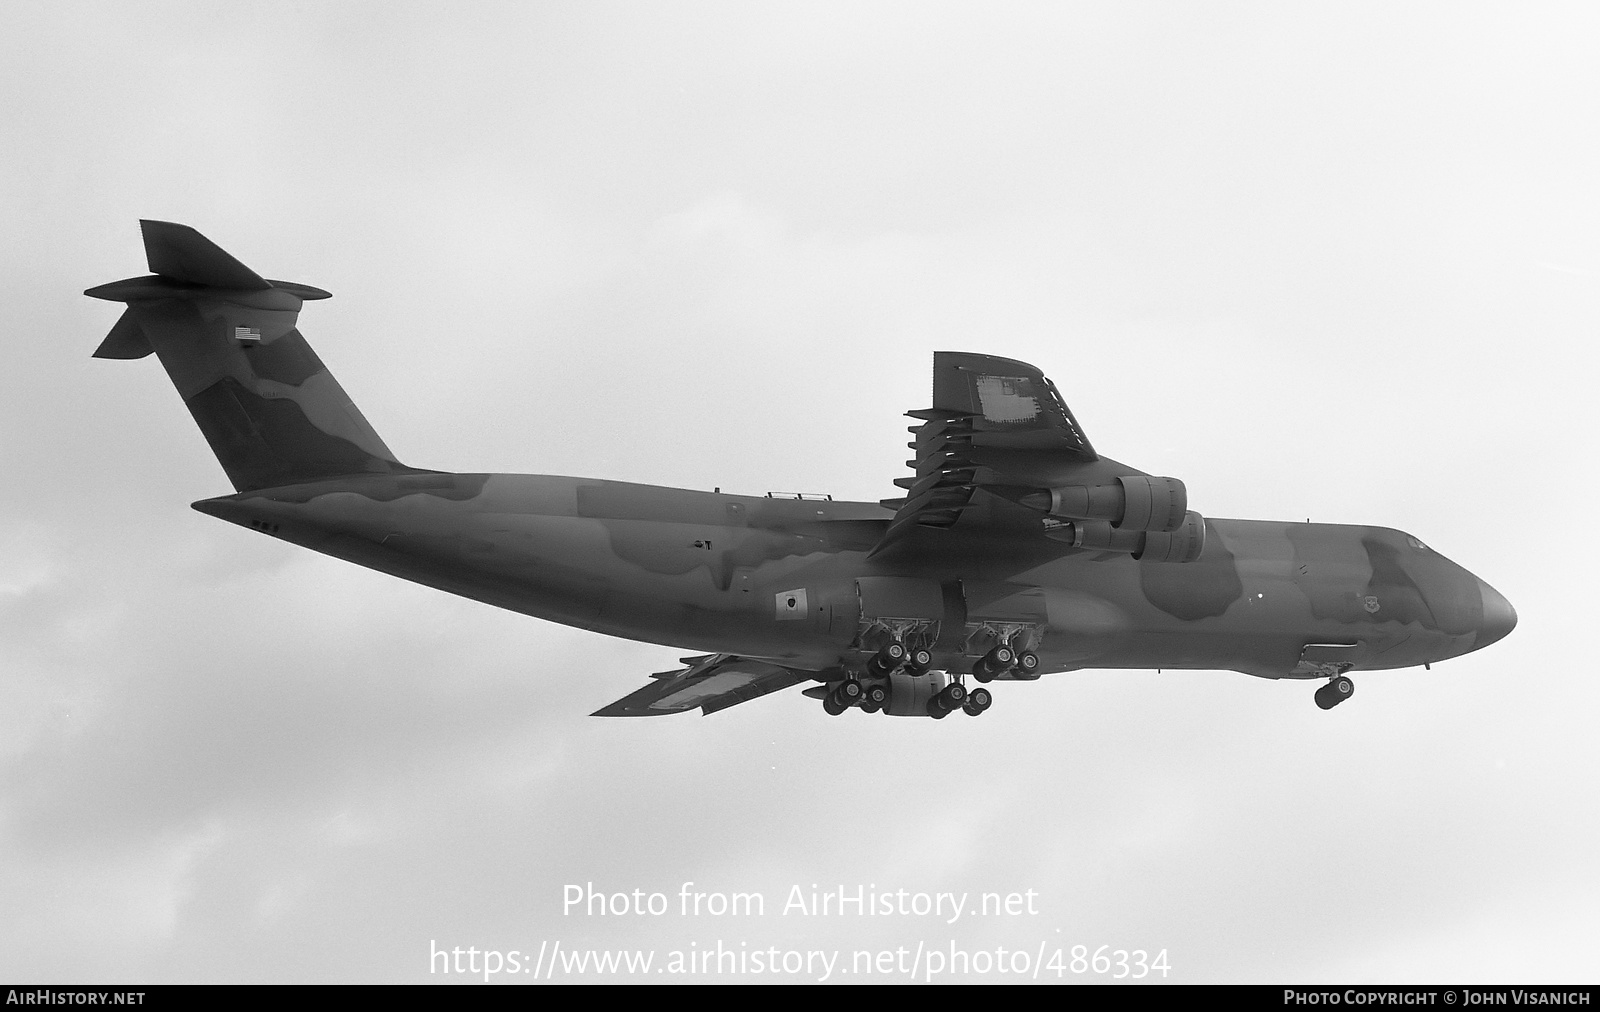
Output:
[[1476, 579, 1517, 648]]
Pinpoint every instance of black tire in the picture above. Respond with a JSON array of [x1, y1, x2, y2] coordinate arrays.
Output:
[[909, 647, 933, 670], [1314, 676, 1354, 710], [823, 694, 849, 716], [838, 679, 863, 701], [869, 643, 905, 676], [865, 684, 888, 706], [968, 686, 992, 711]]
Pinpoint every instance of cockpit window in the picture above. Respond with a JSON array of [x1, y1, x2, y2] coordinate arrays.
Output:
[[1406, 535, 1429, 551]]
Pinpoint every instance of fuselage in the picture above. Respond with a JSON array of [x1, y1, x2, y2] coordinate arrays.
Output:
[[88, 222, 1518, 719], [193, 471, 1516, 681]]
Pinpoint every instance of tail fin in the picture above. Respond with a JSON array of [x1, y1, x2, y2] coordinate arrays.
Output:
[[88, 221, 423, 492]]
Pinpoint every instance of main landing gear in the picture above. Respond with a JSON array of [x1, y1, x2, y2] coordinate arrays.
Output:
[[822, 677, 864, 715], [1313, 673, 1355, 710], [816, 639, 997, 719], [925, 681, 965, 718], [919, 677, 993, 718], [961, 685, 993, 717], [866, 642, 906, 676], [969, 644, 1041, 682]]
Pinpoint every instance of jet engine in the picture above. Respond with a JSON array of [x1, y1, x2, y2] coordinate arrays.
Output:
[[1017, 475, 1188, 532], [1045, 509, 1206, 564]]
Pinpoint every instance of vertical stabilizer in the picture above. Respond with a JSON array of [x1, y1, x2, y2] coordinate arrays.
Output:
[[87, 221, 423, 492]]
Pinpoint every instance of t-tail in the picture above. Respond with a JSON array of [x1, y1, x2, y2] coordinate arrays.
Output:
[[87, 220, 424, 492]]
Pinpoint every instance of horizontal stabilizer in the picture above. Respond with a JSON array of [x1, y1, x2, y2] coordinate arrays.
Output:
[[92, 308, 153, 359], [141, 219, 271, 290]]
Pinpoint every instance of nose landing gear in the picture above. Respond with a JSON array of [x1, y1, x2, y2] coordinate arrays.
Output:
[[1314, 674, 1355, 710]]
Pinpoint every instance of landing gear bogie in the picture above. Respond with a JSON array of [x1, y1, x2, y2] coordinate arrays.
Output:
[[818, 667, 1001, 719], [972, 645, 1014, 681]]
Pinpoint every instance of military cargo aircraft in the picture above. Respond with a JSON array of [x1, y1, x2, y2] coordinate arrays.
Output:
[[89, 221, 1516, 720]]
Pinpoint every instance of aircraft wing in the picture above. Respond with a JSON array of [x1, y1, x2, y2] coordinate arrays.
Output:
[[592, 654, 813, 717], [873, 352, 1101, 554]]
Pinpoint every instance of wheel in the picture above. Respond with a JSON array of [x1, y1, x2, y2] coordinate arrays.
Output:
[[868, 642, 907, 676], [823, 694, 849, 716], [1014, 651, 1040, 678], [938, 683, 967, 709], [909, 647, 933, 670], [968, 686, 992, 711], [972, 645, 1014, 681], [837, 679, 863, 701], [864, 684, 888, 706], [1313, 675, 1355, 710]]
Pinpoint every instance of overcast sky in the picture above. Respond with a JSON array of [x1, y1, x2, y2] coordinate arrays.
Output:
[[2, 1, 1596, 984]]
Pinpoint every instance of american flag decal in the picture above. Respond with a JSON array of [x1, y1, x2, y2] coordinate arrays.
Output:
[[234, 326, 262, 343]]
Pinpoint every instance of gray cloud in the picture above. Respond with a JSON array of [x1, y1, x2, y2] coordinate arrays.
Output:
[[1, 1, 1593, 984]]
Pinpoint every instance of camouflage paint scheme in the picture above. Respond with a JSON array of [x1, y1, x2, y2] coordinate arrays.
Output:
[[90, 222, 1516, 718]]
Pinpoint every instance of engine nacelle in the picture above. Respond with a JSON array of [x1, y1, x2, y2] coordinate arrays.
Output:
[[1019, 475, 1188, 533], [1137, 510, 1207, 563], [1046, 509, 1206, 563]]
